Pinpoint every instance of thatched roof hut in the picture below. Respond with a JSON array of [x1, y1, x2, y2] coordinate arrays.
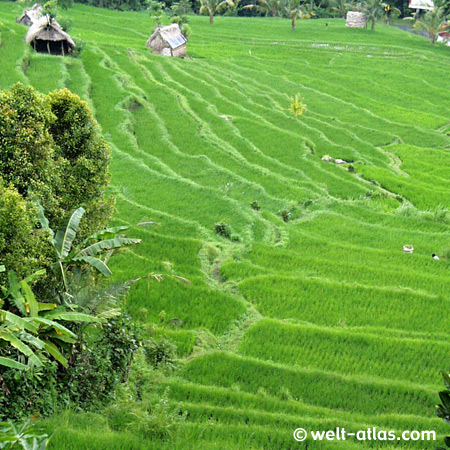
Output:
[[346, 11, 367, 28], [17, 3, 43, 27], [26, 16, 75, 56], [146, 24, 187, 58]]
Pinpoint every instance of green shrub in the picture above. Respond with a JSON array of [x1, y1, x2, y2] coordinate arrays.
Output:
[[71, 37, 86, 58], [214, 222, 232, 239], [250, 200, 261, 211], [47, 88, 114, 236], [181, 23, 192, 38], [0, 83, 113, 238], [0, 83, 57, 212], [59, 314, 142, 409], [0, 181, 53, 286], [279, 209, 291, 223], [0, 363, 59, 421], [144, 337, 178, 371]]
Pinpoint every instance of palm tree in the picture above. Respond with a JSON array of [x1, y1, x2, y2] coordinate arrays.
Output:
[[361, 0, 385, 29], [199, 0, 235, 23], [242, 0, 284, 17], [415, 3, 449, 44], [285, 0, 313, 29], [329, 0, 353, 18]]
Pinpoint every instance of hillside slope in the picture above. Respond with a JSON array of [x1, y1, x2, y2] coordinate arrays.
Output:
[[1, 3, 450, 448]]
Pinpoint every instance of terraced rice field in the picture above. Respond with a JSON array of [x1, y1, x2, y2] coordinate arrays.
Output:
[[1, 3, 450, 448]]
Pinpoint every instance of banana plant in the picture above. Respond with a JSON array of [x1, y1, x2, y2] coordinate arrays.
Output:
[[0, 270, 99, 370], [0, 419, 51, 450], [39, 206, 141, 292]]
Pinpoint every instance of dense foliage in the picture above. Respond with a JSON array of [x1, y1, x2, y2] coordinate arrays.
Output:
[[0, 182, 52, 282], [0, 83, 140, 422], [0, 83, 113, 240]]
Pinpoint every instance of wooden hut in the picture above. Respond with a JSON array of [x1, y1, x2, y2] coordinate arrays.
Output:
[[17, 4, 43, 27], [346, 11, 367, 28], [146, 24, 187, 58], [26, 16, 75, 56]]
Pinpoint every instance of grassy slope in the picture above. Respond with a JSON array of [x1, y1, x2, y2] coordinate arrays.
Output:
[[1, 3, 450, 448]]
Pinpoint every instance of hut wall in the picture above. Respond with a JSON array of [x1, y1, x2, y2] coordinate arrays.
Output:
[[171, 45, 186, 58], [346, 11, 367, 28]]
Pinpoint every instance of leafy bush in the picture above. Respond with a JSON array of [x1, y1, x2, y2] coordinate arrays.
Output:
[[0, 83, 113, 239], [181, 23, 192, 38], [144, 337, 178, 371], [0, 419, 52, 449], [214, 222, 232, 239], [0, 363, 59, 420], [74, 0, 149, 11], [106, 387, 184, 440], [250, 200, 261, 211], [57, 16, 73, 31], [0, 84, 56, 209], [47, 89, 114, 236], [0, 182, 53, 285], [71, 37, 86, 58], [57, 313, 142, 409], [279, 209, 291, 223]]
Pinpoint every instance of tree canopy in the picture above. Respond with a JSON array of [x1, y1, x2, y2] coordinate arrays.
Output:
[[0, 83, 114, 289]]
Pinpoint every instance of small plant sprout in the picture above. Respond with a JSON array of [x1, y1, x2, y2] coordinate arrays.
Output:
[[289, 94, 306, 118]]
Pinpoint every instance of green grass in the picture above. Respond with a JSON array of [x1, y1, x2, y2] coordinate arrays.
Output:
[[1, 3, 450, 448]]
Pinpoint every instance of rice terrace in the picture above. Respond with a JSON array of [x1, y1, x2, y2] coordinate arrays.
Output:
[[1, 0, 450, 448]]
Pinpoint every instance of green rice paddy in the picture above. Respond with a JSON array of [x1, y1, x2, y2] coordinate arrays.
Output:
[[1, 2, 450, 447]]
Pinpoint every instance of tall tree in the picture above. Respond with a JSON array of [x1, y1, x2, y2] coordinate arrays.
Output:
[[285, 0, 313, 29], [361, 0, 385, 29], [199, 0, 235, 22]]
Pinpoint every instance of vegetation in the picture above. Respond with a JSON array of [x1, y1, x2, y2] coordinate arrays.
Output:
[[199, 0, 234, 23], [328, 0, 353, 18], [361, 0, 386, 29], [1, 2, 450, 449], [415, 0, 450, 44], [0, 79, 141, 423]]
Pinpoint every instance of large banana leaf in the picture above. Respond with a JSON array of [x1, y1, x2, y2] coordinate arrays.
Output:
[[5, 270, 46, 315], [0, 331, 43, 367], [45, 311, 100, 323], [0, 356, 28, 370], [1, 311, 38, 333], [79, 226, 130, 245], [43, 340, 68, 368], [74, 237, 141, 258], [44, 330, 76, 344], [54, 207, 85, 259], [36, 200, 54, 238], [71, 255, 112, 277], [20, 281, 39, 317], [29, 317, 78, 339]]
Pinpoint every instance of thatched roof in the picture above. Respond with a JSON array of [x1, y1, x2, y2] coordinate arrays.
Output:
[[18, 3, 43, 26], [146, 24, 187, 51], [26, 15, 75, 48]]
